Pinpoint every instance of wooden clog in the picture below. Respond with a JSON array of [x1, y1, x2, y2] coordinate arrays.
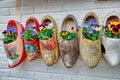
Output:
[[24, 17, 40, 61], [102, 13, 120, 66], [59, 15, 79, 68], [39, 16, 59, 66], [80, 12, 101, 68], [3, 20, 26, 68]]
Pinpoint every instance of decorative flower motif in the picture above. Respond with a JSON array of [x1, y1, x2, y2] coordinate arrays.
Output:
[[25, 43, 36, 53]]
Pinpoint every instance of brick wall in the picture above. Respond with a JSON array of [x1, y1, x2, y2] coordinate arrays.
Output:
[[0, 0, 120, 80]]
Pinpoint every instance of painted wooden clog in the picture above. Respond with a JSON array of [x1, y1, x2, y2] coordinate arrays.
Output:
[[59, 15, 79, 68], [102, 12, 120, 66], [3, 20, 26, 68], [38, 15, 59, 66], [80, 12, 101, 68], [24, 17, 40, 61]]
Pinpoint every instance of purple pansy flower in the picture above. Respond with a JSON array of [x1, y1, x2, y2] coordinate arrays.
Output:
[[88, 28, 93, 34], [39, 24, 48, 27], [32, 31, 36, 35], [83, 22, 89, 27], [31, 27, 36, 29], [77, 26, 81, 30], [25, 26, 30, 30], [95, 24, 100, 27], [7, 27, 16, 33], [2, 30, 7, 34], [20, 32, 24, 34], [89, 20, 97, 26]]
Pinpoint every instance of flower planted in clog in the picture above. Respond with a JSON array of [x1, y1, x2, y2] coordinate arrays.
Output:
[[37, 23, 54, 40], [2, 20, 26, 68], [38, 16, 59, 66], [60, 27, 78, 40], [104, 22, 120, 38], [2, 27, 18, 60], [102, 21, 120, 66], [59, 15, 79, 68], [82, 20, 100, 41], [22, 17, 40, 61], [2, 27, 17, 44], [80, 12, 101, 68]]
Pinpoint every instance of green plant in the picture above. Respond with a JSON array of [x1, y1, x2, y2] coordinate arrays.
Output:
[[82, 20, 100, 41], [22, 26, 37, 40], [60, 31, 77, 40], [37, 23, 54, 40], [103, 22, 120, 38], [83, 27, 100, 40], [2, 28, 17, 44]]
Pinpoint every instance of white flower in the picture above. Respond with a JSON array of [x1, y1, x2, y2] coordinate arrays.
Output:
[[47, 23, 53, 29]]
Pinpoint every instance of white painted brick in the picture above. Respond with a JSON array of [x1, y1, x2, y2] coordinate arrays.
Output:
[[71, 75, 118, 80], [0, 0, 16, 8], [0, 24, 6, 31], [21, 7, 34, 15], [51, 74, 62, 80], [0, 8, 9, 16], [62, 75, 72, 80], [21, 59, 47, 72], [47, 65, 78, 75], [0, 61, 9, 69], [34, 5, 49, 13], [11, 70, 34, 79], [63, 1, 120, 11], [0, 16, 18, 24], [78, 58, 114, 78], [35, 72, 52, 80], [0, 0, 120, 80], [22, 79, 33, 80], [10, 8, 21, 16], [0, 40, 4, 46], [0, 54, 8, 62], [22, 0, 48, 7], [0, 77, 12, 80], [0, 46, 6, 53], [0, 69, 10, 77]]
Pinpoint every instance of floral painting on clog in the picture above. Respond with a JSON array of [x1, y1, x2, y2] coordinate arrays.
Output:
[[37, 16, 59, 66], [21, 26, 40, 61]]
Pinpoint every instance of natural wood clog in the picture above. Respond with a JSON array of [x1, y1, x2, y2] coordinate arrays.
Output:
[[59, 15, 79, 68], [80, 12, 101, 68]]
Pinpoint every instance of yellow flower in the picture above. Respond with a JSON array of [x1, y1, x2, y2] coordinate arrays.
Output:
[[109, 22, 120, 34], [77, 30, 80, 35], [69, 27, 74, 32], [42, 27, 46, 31], [61, 31, 68, 36]]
